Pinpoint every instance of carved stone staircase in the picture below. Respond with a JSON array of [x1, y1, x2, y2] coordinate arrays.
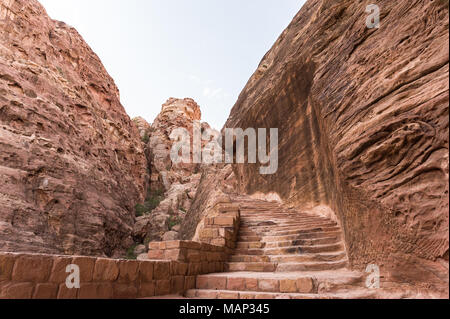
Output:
[[226, 199, 347, 273], [184, 197, 421, 299]]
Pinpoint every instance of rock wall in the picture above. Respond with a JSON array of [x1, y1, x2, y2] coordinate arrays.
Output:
[[224, 0, 449, 290], [0, 0, 147, 257], [0, 251, 199, 299], [147, 98, 203, 194], [133, 98, 215, 244]]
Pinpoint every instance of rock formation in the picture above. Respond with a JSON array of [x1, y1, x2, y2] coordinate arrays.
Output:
[[0, 0, 147, 257], [132, 116, 151, 142], [132, 98, 217, 246], [179, 164, 237, 241], [0, 0, 448, 298], [147, 98, 202, 194], [218, 0, 449, 291]]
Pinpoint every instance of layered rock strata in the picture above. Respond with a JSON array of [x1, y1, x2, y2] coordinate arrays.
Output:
[[0, 0, 147, 257], [222, 0, 449, 291]]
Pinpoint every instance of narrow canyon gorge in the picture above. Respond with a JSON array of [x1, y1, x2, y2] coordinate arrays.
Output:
[[0, 0, 448, 299]]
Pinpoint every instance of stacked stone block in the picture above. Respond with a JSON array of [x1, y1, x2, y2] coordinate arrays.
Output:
[[147, 202, 241, 265], [198, 203, 240, 250], [0, 252, 197, 299], [147, 241, 226, 274]]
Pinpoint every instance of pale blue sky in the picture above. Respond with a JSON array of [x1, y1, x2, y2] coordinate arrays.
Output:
[[39, 0, 305, 129]]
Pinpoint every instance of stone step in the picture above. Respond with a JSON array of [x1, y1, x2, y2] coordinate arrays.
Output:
[[238, 235, 262, 242], [240, 218, 332, 225], [216, 198, 362, 298], [235, 242, 344, 256], [240, 209, 286, 212], [240, 214, 306, 218], [195, 274, 316, 293], [238, 232, 259, 237], [242, 204, 291, 206], [250, 223, 338, 229], [225, 262, 277, 272], [239, 225, 337, 232], [261, 231, 342, 242], [264, 242, 344, 255], [236, 242, 266, 249], [269, 251, 347, 263], [225, 258, 348, 272], [231, 251, 347, 264], [240, 210, 316, 215], [239, 225, 341, 235], [240, 221, 337, 232], [241, 214, 330, 219], [262, 226, 341, 236], [224, 259, 348, 272], [240, 216, 330, 222], [194, 270, 364, 294], [236, 236, 340, 249], [238, 231, 342, 243], [239, 208, 284, 212], [240, 215, 296, 219], [264, 236, 340, 248], [185, 288, 382, 299], [230, 255, 272, 263], [233, 248, 265, 256], [240, 209, 287, 211], [275, 260, 348, 272]]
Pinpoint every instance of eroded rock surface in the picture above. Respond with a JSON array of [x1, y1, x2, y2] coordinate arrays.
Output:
[[132, 116, 151, 142], [132, 98, 215, 244], [224, 0, 449, 291], [0, 0, 147, 257]]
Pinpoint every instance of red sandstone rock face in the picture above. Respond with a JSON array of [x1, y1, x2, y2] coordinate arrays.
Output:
[[133, 98, 214, 243], [0, 0, 147, 257], [225, 0, 449, 291]]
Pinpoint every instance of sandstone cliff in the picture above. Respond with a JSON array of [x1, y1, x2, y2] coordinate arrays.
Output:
[[221, 0, 449, 290], [0, 0, 448, 295], [0, 0, 147, 257], [179, 164, 237, 241], [132, 98, 217, 247]]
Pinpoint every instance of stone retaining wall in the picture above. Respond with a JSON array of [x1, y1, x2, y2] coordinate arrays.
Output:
[[148, 240, 228, 266], [198, 203, 240, 249], [0, 203, 241, 299], [0, 252, 202, 299], [147, 203, 240, 264]]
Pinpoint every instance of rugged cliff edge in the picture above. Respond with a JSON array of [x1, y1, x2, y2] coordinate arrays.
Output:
[[222, 0, 449, 290], [0, 0, 147, 257]]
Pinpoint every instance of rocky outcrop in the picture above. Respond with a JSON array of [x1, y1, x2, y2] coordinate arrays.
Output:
[[132, 116, 151, 142], [132, 98, 213, 244], [224, 0, 448, 291], [0, 0, 147, 257]]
